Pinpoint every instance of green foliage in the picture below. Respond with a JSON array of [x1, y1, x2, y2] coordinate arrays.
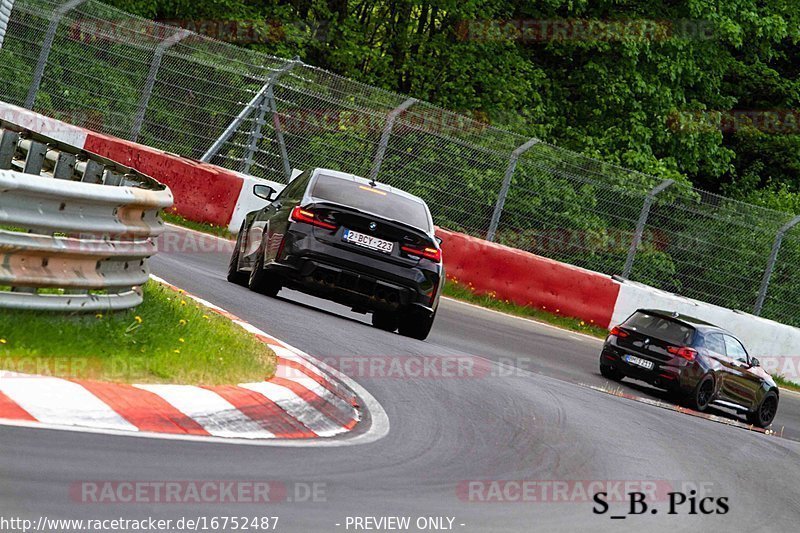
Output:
[[93, 1, 799, 191]]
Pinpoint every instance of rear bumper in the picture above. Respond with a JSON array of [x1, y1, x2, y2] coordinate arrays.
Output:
[[266, 229, 440, 313], [600, 344, 702, 393]]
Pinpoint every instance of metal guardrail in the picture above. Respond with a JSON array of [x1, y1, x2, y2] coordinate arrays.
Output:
[[0, 119, 173, 311], [0, 0, 13, 49]]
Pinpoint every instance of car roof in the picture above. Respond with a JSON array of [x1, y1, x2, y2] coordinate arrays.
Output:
[[635, 309, 729, 333], [311, 168, 427, 206]]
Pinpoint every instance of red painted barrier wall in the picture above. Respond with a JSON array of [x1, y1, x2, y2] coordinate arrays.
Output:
[[84, 134, 242, 227], [438, 228, 621, 328]]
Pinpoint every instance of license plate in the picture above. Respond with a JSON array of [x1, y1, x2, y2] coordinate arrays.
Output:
[[624, 354, 654, 370], [343, 229, 394, 254]]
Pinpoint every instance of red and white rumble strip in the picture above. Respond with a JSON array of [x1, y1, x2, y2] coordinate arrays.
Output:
[[0, 276, 360, 441]]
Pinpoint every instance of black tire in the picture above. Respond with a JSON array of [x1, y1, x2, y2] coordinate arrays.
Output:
[[227, 225, 249, 286], [686, 376, 714, 412], [248, 241, 281, 297], [747, 390, 778, 428], [372, 311, 398, 332], [398, 308, 436, 340], [599, 363, 624, 382]]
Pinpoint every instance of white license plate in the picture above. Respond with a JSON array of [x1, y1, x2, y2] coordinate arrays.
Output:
[[343, 229, 394, 254], [624, 354, 654, 370]]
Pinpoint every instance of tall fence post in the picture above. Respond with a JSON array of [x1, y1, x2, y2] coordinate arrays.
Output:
[[266, 84, 296, 183], [368, 98, 417, 183], [130, 29, 190, 142], [240, 91, 270, 175], [200, 59, 298, 165], [0, 0, 15, 50], [24, 0, 88, 109], [753, 215, 800, 316], [486, 138, 539, 242], [622, 179, 675, 279]]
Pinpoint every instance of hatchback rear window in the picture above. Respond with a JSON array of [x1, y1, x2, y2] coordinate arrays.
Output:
[[311, 175, 431, 230], [622, 311, 695, 345]]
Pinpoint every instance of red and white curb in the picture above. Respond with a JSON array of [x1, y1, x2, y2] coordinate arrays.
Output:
[[0, 276, 390, 446]]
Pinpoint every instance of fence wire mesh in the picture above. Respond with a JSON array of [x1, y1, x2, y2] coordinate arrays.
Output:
[[1, 0, 798, 327]]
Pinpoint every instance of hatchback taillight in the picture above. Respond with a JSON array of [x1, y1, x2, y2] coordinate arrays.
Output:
[[668, 346, 697, 361], [609, 326, 629, 338], [290, 206, 337, 230], [401, 245, 442, 262]]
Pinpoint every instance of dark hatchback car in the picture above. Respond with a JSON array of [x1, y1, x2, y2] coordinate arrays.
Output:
[[228, 168, 443, 340], [599, 309, 779, 428]]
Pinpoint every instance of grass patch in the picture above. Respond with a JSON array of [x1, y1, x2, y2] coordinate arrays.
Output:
[[772, 374, 800, 393], [0, 281, 276, 385], [163, 210, 234, 239], [443, 277, 610, 339]]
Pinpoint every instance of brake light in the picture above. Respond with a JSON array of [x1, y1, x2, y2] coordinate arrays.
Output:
[[609, 326, 629, 338], [668, 346, 697, 361], [401, 245, 442, 262], [290, 206, 337, 230], [429, 278, 439, 305]]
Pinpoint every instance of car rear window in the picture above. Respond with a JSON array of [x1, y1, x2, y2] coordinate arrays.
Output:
[[622, 311, 695, 345], [311, 175, 431, 230]]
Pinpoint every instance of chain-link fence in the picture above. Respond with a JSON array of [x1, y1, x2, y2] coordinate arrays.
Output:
[[1, 0, 799, 326]]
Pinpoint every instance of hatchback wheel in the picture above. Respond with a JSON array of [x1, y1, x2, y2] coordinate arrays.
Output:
[[687, 376, 714, 412], [599, 363, 623, 382], [747, 391, 778, 428]]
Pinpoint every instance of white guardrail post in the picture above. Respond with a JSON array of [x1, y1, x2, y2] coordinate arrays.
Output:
[[0, 0, 14, 50], [0, 119, 173, 311]]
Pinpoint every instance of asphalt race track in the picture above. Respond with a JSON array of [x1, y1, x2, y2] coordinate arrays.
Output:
[[2, 226, 799, 532]]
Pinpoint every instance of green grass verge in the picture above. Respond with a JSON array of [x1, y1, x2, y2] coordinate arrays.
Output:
[[443, 278, 610, 339], [0, 281, 276, 385], [163, 210, 234, 239], [772, 374, 800, 393]]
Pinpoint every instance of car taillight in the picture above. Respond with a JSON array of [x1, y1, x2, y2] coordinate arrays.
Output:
[[668, 346, 697, 361], [290, 206, 337, 230], [609, 326, 629, 338], [401, 245, 441, 262]]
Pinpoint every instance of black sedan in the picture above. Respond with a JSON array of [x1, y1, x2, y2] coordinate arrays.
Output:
[[599, 309, 779, 428], [228, 168, 443, 340]]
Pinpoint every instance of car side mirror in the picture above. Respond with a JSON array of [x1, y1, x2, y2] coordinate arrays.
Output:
[[253, 184, 276, 201], [750, 357, 760, 368]]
